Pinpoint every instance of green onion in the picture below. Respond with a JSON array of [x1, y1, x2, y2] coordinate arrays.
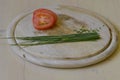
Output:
[[14, 32, 100, 46]]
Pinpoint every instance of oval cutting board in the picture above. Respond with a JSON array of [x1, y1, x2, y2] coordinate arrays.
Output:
[[7, 5, 118, 68]]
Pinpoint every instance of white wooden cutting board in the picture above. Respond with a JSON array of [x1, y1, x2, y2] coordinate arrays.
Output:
[[7, 5, 118, 68]]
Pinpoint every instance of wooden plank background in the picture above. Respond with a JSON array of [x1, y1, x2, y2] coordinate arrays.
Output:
[[0, 0, 120, 80]]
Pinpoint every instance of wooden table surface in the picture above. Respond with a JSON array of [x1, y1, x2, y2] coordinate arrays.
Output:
[[0, 0, 120, 80]]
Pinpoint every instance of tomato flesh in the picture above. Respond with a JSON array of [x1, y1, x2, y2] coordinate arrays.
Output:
[[33, 9, 57, 21], [33, 8, 57, 30]]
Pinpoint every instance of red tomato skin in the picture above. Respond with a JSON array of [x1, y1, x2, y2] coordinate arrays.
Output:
[[33, 8, 57, 21], [33, 13, 55, 30], [33, 8, 57, 30]]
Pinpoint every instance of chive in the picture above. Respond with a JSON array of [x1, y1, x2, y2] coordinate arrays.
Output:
[[14, 32, 100, 46]]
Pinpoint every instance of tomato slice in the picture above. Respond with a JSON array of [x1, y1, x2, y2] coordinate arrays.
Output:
[[33, 8, 57, 30], [33, 9, 57, 21]]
